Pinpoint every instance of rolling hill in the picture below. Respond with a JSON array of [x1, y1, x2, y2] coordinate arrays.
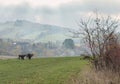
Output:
[[0, 20, 70, 42]]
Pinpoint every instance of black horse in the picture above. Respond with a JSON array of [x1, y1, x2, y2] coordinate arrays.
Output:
[[18, 55, 26, 60], [26, 53, 34, 60]]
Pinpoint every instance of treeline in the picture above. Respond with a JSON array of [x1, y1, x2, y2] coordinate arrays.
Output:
[[0, 38, 81, 57]]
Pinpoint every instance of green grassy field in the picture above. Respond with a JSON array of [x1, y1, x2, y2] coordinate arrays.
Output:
[[0, 57, 88, 84]]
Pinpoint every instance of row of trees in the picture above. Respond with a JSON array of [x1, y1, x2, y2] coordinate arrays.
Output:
[[0, 38, 76, 56]]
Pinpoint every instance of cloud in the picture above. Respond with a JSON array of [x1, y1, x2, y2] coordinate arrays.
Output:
[[0, 0, 76, 7], [0, 0, 120, 28], [59, 0, 120, 14]]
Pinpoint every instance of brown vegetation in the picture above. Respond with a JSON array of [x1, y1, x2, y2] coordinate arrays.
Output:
[[68, 68, 120, 84]]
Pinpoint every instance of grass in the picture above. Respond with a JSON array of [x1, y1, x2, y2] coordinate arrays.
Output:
[[0, 57, 88, 84]]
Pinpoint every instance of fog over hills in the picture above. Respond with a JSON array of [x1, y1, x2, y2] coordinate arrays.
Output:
[[0, 20, 70, 43]]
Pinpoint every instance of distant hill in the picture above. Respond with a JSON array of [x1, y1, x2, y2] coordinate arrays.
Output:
[[0, 20, 70, 42]]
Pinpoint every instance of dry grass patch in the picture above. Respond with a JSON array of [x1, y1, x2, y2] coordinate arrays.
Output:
[[68, 68, 120, 84]]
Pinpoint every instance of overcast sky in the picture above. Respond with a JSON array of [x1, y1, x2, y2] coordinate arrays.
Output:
[[0, 0, 120, 28]]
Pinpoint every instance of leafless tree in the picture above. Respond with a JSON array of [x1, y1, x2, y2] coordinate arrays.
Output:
[[70, 11, 120, 70], [70, 12, 119, 59]]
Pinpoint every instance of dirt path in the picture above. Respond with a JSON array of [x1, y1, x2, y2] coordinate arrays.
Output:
[[0, 55, 17, 60]]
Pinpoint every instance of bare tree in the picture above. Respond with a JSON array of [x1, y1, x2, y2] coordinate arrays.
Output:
[[70, 11, 120, 70], [70, 12, 119, 59]]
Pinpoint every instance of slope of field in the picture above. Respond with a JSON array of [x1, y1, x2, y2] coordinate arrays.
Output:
[[0, 57, 88, 84]]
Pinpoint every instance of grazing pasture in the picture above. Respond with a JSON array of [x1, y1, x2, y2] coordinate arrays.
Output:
[[0, 57, 88, 84]]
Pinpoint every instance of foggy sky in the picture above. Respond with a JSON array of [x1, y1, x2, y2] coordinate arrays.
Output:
[[0, 0, 120, 28]]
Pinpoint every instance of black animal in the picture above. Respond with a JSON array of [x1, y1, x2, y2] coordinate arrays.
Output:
[[83, 56, 91, 60], [26, 53, 34, 60], [18, 55, 26, 60]]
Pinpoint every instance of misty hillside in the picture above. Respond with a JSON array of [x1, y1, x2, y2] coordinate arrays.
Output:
[[0, 20, 70, 42]]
